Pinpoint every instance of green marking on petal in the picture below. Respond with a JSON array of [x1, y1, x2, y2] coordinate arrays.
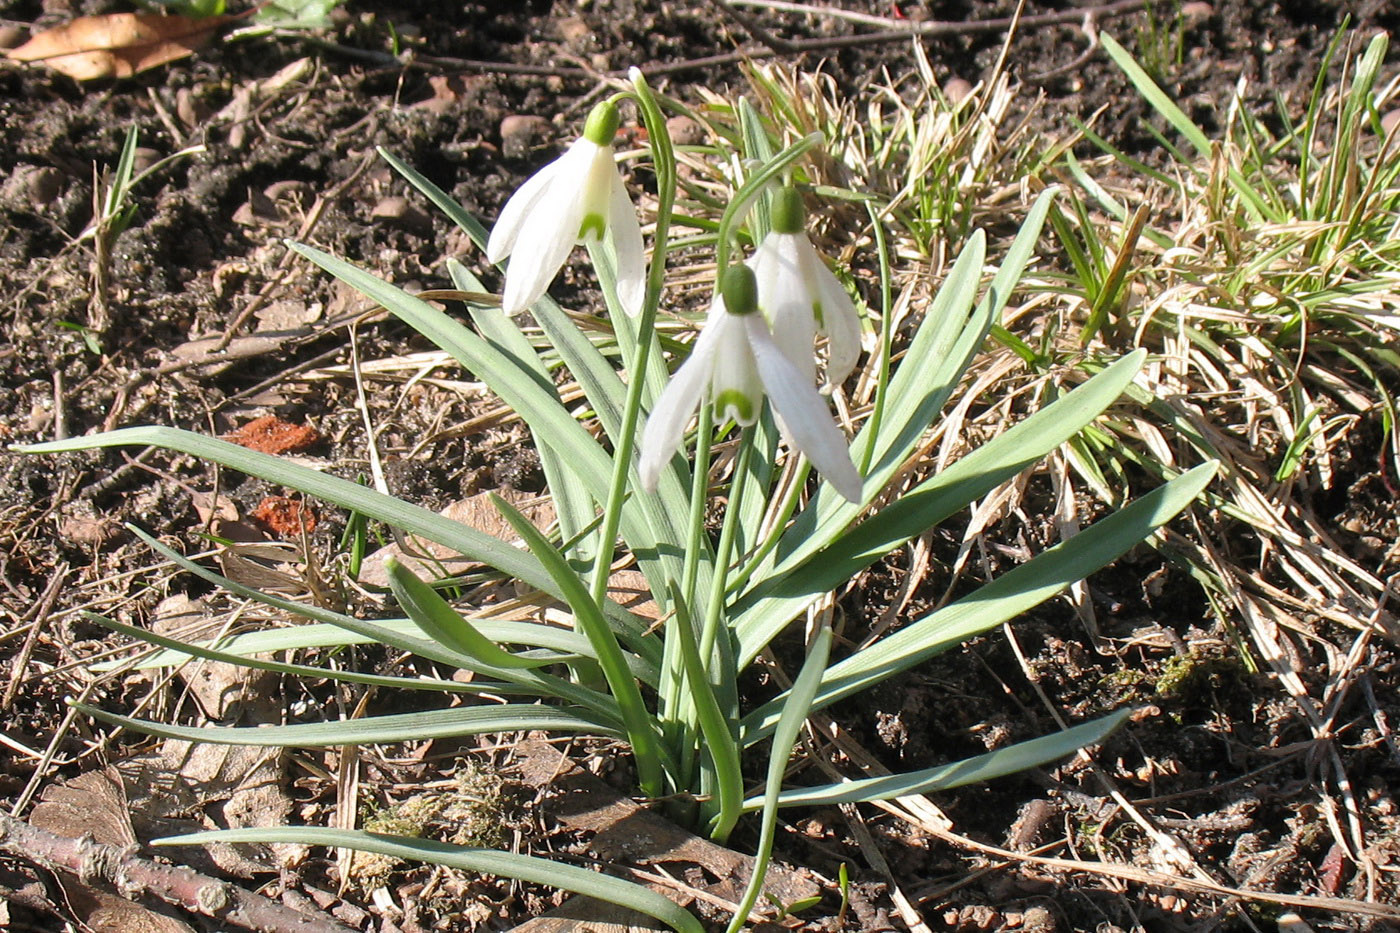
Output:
[[713, 390, 756, 424], [812, 299, 826, 329], [579, 212, 607, 242]]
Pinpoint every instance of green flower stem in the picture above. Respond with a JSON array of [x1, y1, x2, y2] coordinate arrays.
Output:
[[697, 426, 755, 675], [667, 586, 743, 844], [587, 70, 679, 611], [723, 623, 832, 933], [860, 200, 895, 474], [712, 132, 824, 281], [724, 459, 809, 597], [665, 402, 715, 795], [693, 428, 756, 828]]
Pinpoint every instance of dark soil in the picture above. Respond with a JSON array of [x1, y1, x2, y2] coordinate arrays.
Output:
[[2, 0, 1399, 931]]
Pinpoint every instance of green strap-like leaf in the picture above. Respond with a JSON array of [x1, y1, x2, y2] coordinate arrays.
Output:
[[156, 827, 704, 933], [92, 527, 659, 686], [741, 461, 1218, 742], [386, 557, 553, 670], [723, 624, 832, 933], [489, 494, 673, 796], [14, 430, 659, 666], [750, 709, 1132, 808], [733, 348, 1149, 667], [77, 701, 618, 746], [83, 611, 549, 698]]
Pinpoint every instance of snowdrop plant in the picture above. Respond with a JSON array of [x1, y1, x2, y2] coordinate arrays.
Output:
[[19, 69, 1217, 932]]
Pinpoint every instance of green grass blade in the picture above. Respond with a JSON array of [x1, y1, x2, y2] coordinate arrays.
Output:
[[156, 827, 704, 933], [77, 701, 619, 746], [742, 461, 1219, 741], [1099, 33, 1210, 156], [752, 709, 1132, 808]]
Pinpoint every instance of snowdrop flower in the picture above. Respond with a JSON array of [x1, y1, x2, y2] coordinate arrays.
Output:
[[747, 186, 862, 387], [639, 266, 863, 503], [486, 101, 645, 316]]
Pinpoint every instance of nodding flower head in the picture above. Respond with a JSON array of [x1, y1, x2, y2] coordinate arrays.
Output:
[[486, 100, 645, 316], [639, 265, 863, 503], [747, 186, 862, 388]]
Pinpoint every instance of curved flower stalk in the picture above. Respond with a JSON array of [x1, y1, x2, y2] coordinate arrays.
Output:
[[486, 100, 645, 316], [747, 186, 862, 388], [639, 266, 863, 503]]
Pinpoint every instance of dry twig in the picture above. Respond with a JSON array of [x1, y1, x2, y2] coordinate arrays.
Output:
[[0, 811, 355, 933]]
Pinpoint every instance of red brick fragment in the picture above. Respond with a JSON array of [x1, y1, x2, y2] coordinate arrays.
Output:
[[227, 415, 320, 455], [252, 496, 317, 537]]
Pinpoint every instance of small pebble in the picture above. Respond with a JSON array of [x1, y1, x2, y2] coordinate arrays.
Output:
[[555, 16, 591, 46], [666, 115, 705, 146], [1021, 907, 1056, 933], [175, 87, 211, 129], [0, 23, 26, 49], [1179, 2, 1213, 25], [944, 77, 974, 105], [1381, 109, 1400, 136], [132, 147, 161, 174], [499, 114, 553, 158], [371, 196, 432, 235]]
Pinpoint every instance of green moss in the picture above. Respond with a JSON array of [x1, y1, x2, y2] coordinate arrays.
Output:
[[348, 762, 507, 889], [1154, 649, 1246, 701]]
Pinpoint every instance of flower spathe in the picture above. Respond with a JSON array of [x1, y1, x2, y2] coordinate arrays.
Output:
[[486, 101, 645, 316], [747, 186, 862, 388], [639, 267, 863, 504]]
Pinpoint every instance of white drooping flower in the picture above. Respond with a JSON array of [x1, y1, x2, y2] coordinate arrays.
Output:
[[639, 266, 863, 503], [486, 101, 645, 316], [747, 186, 862, 388]]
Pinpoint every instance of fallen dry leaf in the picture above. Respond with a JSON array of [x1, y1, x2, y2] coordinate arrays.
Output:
[[30, 769, 195, 933], [5, 13, 233, 81]]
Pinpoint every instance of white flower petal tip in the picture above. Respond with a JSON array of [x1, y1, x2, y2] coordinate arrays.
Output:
[[485, 105, 645, 315], [744, 315, 863, 503]]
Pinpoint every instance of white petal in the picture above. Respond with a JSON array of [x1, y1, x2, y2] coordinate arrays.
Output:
[[746, 316, 863, 503], [708, 310, 764, 426], [638, 303, 724, 493], [750, 233, 818, 384], [486, 150, 568, 264], [606, 167, 647, 316], [805, 247, 863, 386]]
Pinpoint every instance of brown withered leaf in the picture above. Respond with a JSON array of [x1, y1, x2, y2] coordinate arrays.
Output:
[[5, 13, 234, 81]]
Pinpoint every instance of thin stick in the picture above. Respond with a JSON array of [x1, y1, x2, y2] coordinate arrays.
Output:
[[0, 812, 356, 933]]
